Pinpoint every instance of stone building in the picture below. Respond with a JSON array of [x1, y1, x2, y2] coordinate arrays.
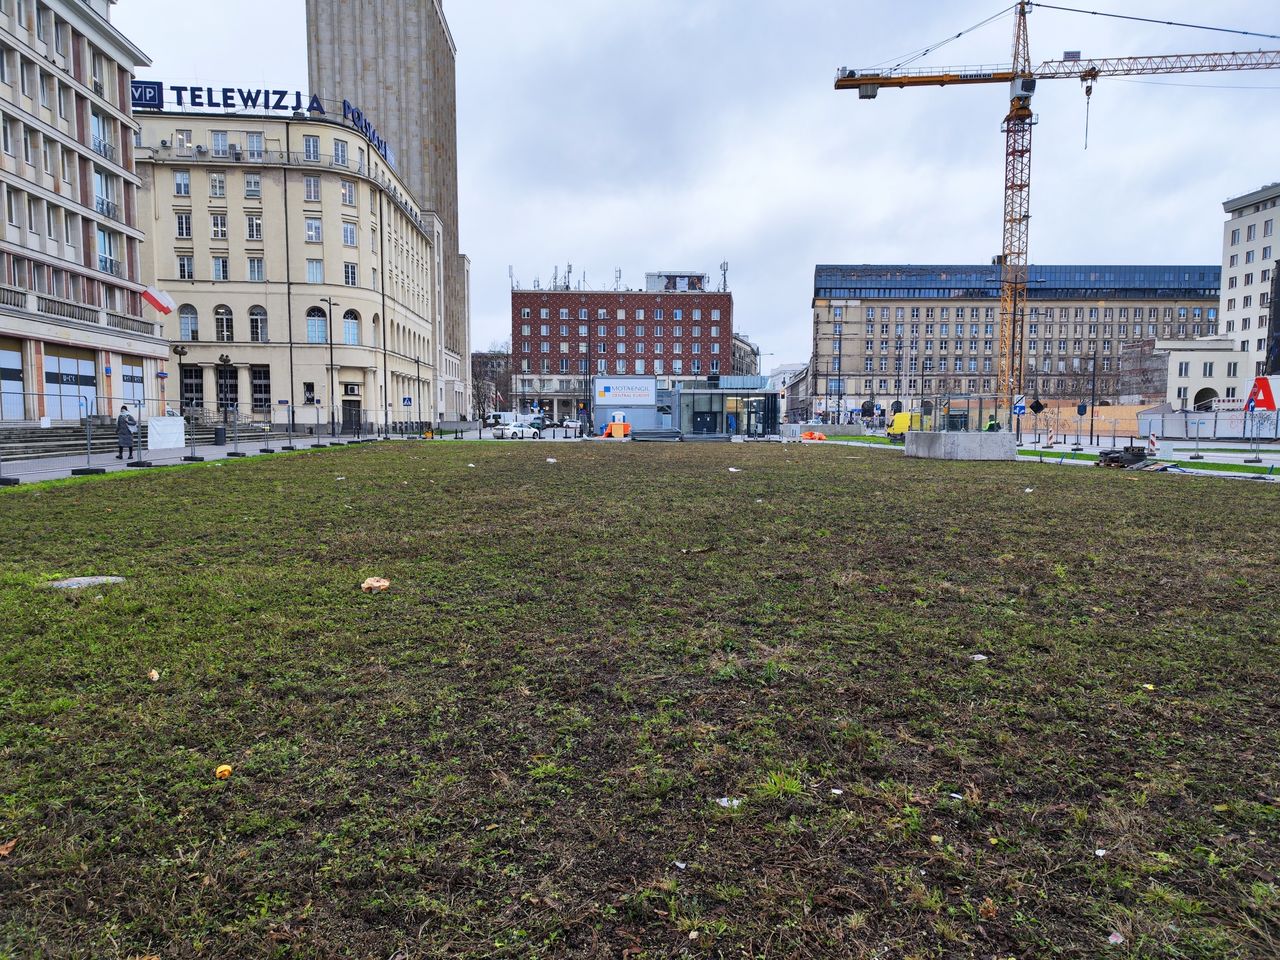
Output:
[[135, 108, 447, 430], [0, 0, 162, 423], [810, 264, 1219, 421]]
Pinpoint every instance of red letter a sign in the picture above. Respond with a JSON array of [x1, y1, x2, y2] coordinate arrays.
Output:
[[1247, 376, 1278, 411]]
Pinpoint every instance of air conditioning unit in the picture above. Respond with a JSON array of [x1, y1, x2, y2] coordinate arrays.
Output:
[[159, 139, 170, 148], [195, 145, 207, 154], [343, 384, 360, 396]]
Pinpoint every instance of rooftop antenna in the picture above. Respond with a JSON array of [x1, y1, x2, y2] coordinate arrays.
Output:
[[508, 265, 515, 290], [533, 274, 541, 290], [566, 262, 573, 291], [614, 268, 622, 291], [720, 260, 729, 292], [551, 265, 559, 290]]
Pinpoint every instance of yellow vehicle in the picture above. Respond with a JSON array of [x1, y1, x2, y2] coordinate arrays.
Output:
[[887, 411, 913, 442]]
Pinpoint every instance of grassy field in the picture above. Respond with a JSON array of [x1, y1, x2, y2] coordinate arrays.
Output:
[[1, 442, 1278, 959]]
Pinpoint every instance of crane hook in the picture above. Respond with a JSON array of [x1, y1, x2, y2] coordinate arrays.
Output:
[[1082, 79, 1094, 150]]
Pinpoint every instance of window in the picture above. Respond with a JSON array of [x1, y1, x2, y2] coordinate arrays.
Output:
[[211, 256, 229, 280], [304, 176, 321, 202], [247, 256, 264, 282], [333, 139, 348, 167], [210, 214, 227, 239], [306, 259, 323, 283], [181, 365, 203, 409], [306, 307, 328, 343], [246, 131, 263, 161], [179, 304, 198, 340], [340, 180, 355, 205], [250, 365, 270, 410], [246, 214, 262, 240], [211, 131, 228, 158], [175, 211, 192, 238], [1231, 228, 1241, 245], [214, 305, 234, 342], [174, 170, 190, 195], [1177, 361, 1189, 377], [304, 217, 322, 242], [173, 253, 193, 279], [209, 172, 225, 198], [1203, 362, 1214, 377], [244, 173, 261, 199], [342, 222, 356, 246], [343, 310, 360, 344], [343, 262, 357, 286], [303, 135, 320, 161]]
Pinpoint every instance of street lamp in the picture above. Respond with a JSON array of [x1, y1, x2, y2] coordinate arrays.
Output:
[[321, 296, 339, 437], [172, 344, 202, 462], [414, 355, 422, 433], [217, 353, 232, 424]]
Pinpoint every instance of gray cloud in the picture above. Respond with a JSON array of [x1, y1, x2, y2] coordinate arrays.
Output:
[[114, 0, 1280, 366]]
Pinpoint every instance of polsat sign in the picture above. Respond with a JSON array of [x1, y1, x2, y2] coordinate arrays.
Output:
[[130, 80, 395, 167]]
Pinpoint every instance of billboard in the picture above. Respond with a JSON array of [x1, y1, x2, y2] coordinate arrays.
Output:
[[594, 377, 657, 406]]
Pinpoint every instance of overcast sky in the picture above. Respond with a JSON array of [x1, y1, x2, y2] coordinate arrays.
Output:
[[113, 1, 1280, 370]]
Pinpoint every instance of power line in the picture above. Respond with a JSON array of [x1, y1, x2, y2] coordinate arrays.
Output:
[[870, 4, 1017, 70], [1028, 3, 1280, 42]]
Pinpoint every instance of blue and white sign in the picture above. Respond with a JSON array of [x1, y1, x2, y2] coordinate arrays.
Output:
[[402, 396, 413, 407], [1013, 394, 1026, 416]]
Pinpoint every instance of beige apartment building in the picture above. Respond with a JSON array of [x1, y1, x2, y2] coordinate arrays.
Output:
[[135, 108, 460, 430], [0, 0, 164, 423], [809, 264, 1219, 421]]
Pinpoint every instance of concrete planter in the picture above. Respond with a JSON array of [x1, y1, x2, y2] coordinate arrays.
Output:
[[905, 432, 1017, 461]]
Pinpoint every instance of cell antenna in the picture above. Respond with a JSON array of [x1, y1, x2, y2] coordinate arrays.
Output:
[[720, 261, 729, 292], [566, 262, 573, 291], [614, 268, 622, 291], [508, 265, 515, 290]]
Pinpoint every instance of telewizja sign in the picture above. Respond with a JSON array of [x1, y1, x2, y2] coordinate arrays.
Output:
[[130, 80, 395, 167]]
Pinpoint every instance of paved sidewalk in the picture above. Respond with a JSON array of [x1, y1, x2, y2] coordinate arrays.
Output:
[[0, 435, 394, 484]]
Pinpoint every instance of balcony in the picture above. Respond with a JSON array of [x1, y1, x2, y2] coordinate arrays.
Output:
[[92, 136, 117, 163], [0, 283, 156, 336], [94, 195, 119, 221], [97, 254, 123, 277]]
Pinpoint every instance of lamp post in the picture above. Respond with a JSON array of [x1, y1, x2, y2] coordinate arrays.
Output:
[[321, 296, 339, 437], [172, 344, 202, 462], [217, 353, 232, 425], [414, 355, 422, 433], [1088, 336, 1100, 445]]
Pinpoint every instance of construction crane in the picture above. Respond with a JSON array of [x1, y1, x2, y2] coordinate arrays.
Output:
[[835, 2, 1280, 420]]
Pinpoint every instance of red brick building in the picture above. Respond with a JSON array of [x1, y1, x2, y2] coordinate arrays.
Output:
[[510, 271, 734, 420]]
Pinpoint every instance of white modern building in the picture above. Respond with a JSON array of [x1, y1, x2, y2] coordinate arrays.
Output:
[[0, 0, 163, 423], [1219, 183, 1276, 387]]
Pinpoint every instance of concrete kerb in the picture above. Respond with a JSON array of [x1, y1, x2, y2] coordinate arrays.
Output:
[[906, 432, 1017, 461]]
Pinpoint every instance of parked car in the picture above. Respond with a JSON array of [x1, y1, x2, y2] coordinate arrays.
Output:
[[498, 423, 541, 440], [561, 419, 582, 434]]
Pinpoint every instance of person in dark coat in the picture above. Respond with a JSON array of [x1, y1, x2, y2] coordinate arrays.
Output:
[[115, 405, 138, 460]]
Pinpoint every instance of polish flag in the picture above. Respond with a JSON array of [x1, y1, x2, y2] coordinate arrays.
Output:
[[142, 286, 176, 314]]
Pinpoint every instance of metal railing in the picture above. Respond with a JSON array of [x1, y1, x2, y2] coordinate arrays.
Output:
[[97, 255, 123, 277], [91, 136, 117, 162], [94, 195, 120, 221]]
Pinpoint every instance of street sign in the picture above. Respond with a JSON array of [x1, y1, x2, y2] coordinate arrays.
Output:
[[1013, 394, 1026, 415], [1029, 399, 1046, 415], [1076, 401, 1087, 418], [402, 396, 413, 406], [277, 399, 289, 405], [1248, 398, 1257, 413]]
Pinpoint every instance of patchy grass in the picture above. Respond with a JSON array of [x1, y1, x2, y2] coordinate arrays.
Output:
[[1, 442, 1278, 958]]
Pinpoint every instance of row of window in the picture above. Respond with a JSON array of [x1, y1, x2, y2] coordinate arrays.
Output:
[[166, 129, 359, 169], [179, 364, 273, 411], [819, 378, 1117, 396], [519, 340, 720, 355], [519, 306, 722, 322], [1229, 219, 1275, 244], [834, 304, 1212, 323], [1224, 295, 1270, 312], [1177, 361, 1241, 379], [518, 358, 719, 376], [846, 356, 1123, 374], [174, 254, 362, 287], [518, 323, 719, 339], [1225, 267, 1272, 289], [176, 303, 364, 345], [1226, 247, 1272, 268], [174, 211, 361, 248], [172, 169, 359, 207]]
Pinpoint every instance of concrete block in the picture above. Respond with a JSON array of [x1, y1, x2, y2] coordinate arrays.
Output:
[[905, 432, 1017, 461]]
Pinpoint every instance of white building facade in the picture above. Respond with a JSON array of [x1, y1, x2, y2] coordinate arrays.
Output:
[[135, 105, 451, 430], [1219, 183, 1276, 388], [0, 0, 163, 423]]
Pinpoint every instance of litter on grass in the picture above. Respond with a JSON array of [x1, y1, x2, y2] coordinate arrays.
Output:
[[147, 669, 160, 682], [969, 654, 989, 662], [1108, 932, 1125, 946], [715, 797, 742, 809], [674, 861, 686, 870], [1095, 849, 1108, 857], [830, 788, 844, 796], [1024, 487, 1034, 493], [546, 457, 558, 464], [361, 576, 391, 593], [728, 467, 741, 472]]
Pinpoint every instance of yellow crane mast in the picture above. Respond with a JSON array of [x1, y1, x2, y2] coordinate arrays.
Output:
[[836, 2, 1280, 419]]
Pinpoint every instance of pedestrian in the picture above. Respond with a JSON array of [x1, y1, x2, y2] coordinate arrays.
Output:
[[116, 404, 138, 460]]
